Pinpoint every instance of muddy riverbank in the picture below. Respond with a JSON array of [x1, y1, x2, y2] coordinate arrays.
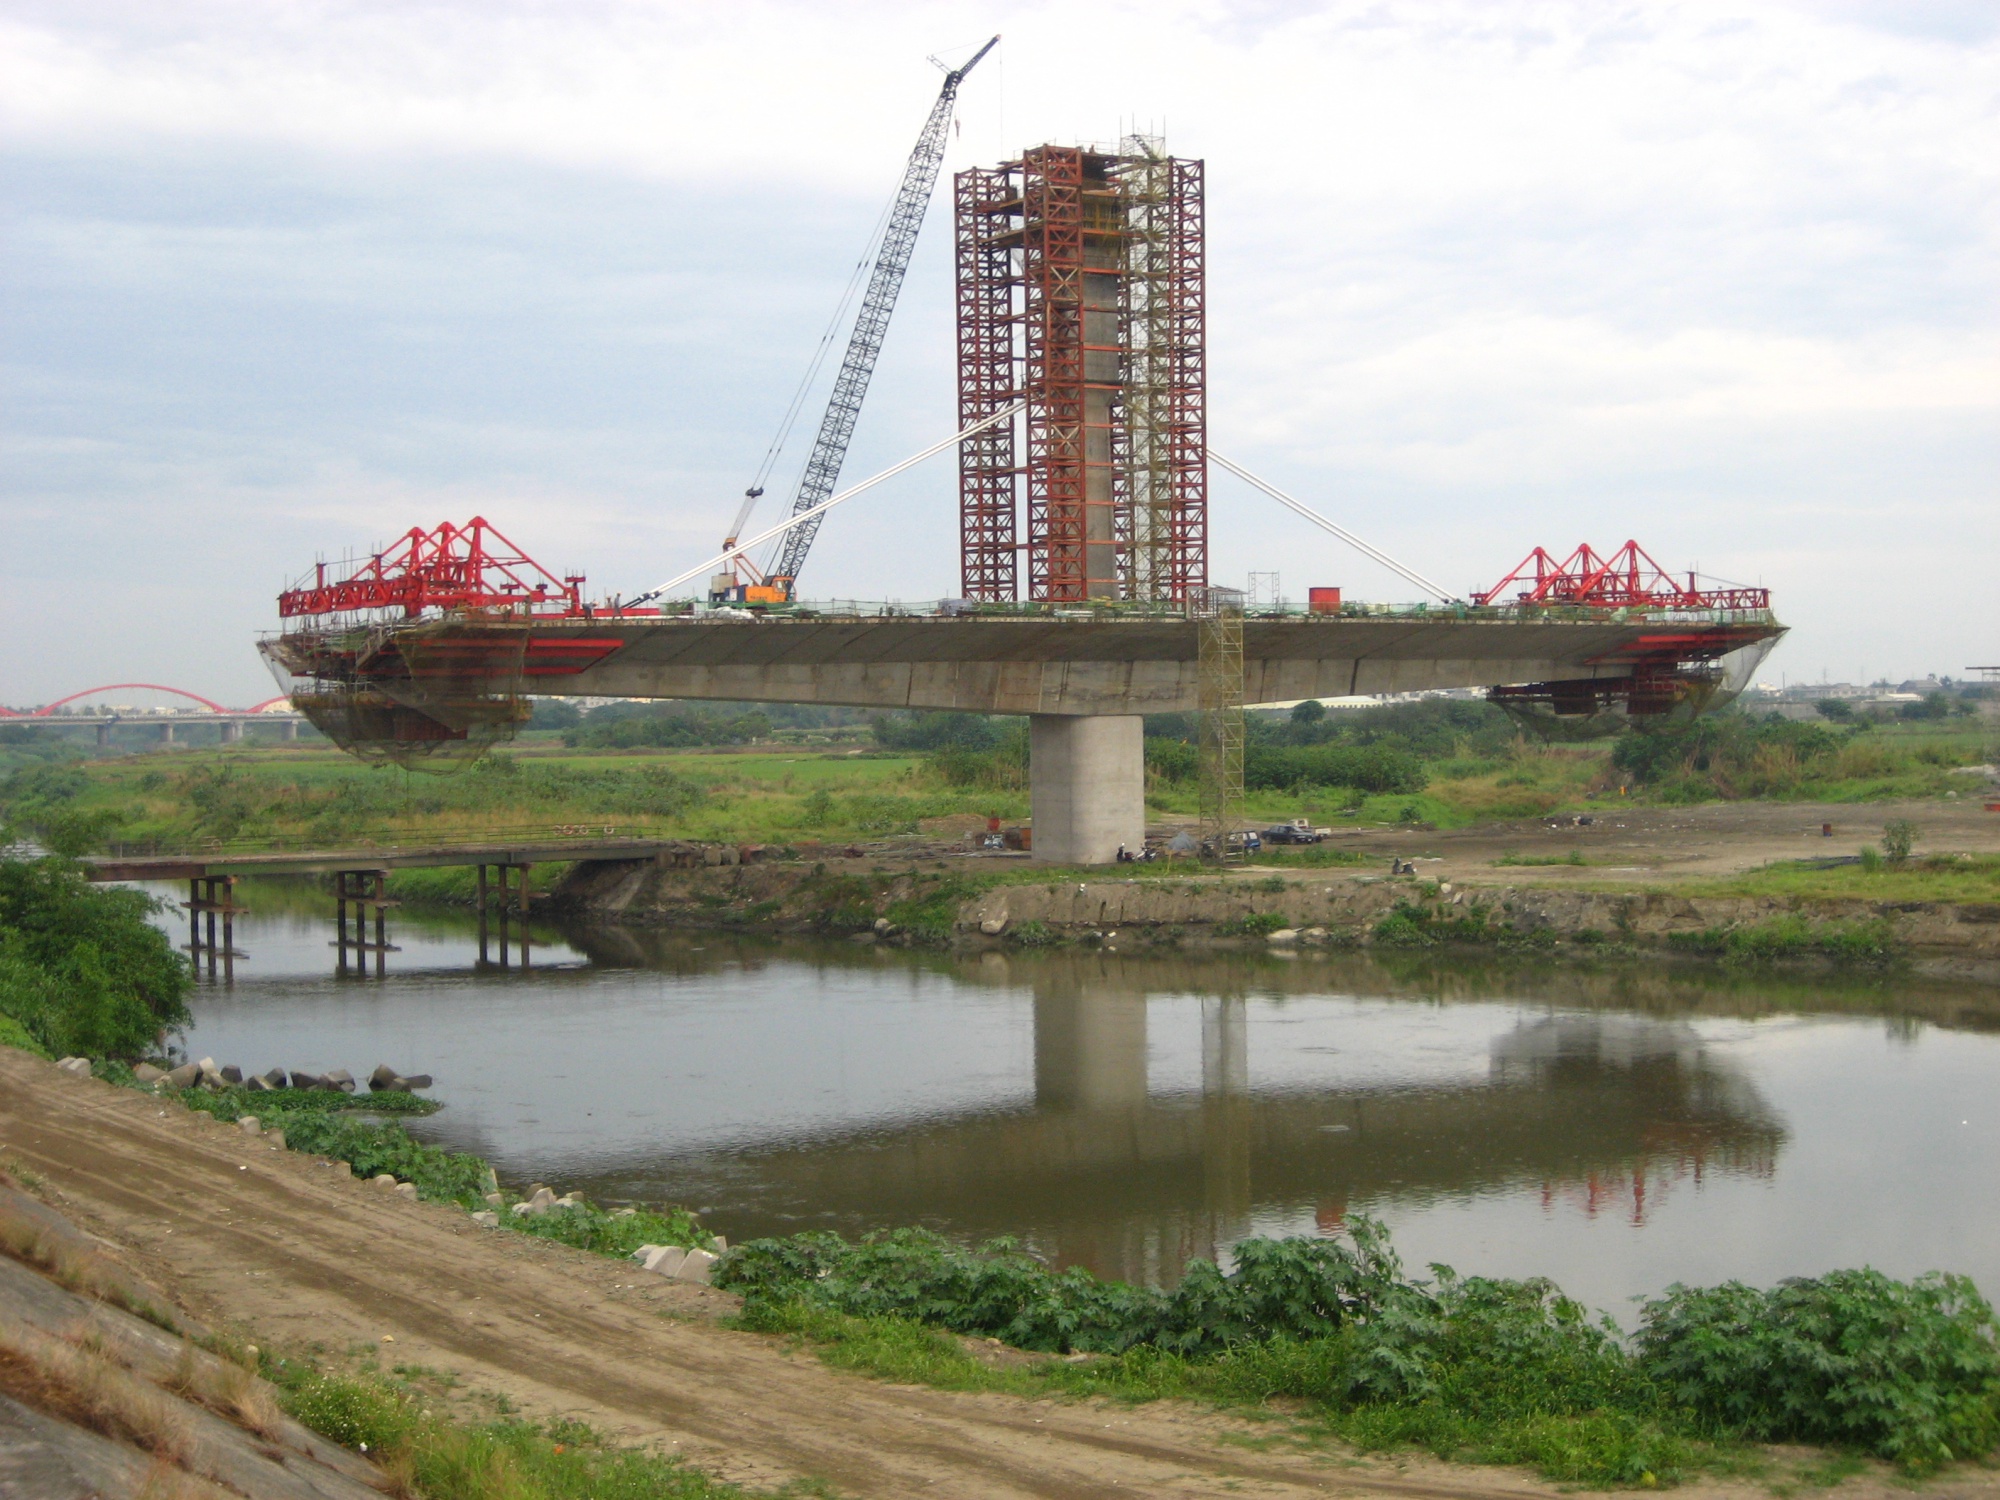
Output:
[[549, 853, 2000, 981]]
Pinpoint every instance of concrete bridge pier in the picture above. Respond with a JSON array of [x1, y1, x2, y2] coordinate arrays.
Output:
[[1027, 715, 1146, 865]]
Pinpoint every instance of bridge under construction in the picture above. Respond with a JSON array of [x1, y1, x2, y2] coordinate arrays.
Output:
[[260, 40, 1784, 864]]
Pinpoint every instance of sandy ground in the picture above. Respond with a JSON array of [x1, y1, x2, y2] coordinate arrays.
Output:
[[1288, 794, 2000, 889], [7, 1054, 2000, 1499]]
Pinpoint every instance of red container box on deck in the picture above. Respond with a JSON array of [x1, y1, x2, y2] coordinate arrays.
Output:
[[1308, 587, 1342, 613]]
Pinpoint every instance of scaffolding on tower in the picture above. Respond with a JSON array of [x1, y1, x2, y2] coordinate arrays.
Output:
[[954, 138, 1207, 605]]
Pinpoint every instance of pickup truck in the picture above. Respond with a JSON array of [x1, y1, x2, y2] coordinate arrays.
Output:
[[1261, 820, 1327, 845]]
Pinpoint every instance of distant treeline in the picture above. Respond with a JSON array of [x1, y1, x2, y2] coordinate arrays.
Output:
[[554, 699, 869, 750]]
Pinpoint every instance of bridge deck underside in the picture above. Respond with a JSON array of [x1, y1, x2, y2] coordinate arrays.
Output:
[[528, 615, 1778, 715]]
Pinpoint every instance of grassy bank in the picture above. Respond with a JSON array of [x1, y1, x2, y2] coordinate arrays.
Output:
[[1668, 854, 2000, 905], [268, 1361, 768, 1499]]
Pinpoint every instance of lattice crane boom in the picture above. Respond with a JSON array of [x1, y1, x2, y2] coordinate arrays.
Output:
[[756, 35, 997, 600]]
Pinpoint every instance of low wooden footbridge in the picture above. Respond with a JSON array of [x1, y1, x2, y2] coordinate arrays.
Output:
[[86, 834, 689, 980]]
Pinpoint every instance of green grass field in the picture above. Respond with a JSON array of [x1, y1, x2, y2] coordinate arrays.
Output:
[[1, 710, 1989, 862]]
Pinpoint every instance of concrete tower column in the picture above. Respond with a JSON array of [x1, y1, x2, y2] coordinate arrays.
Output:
[[1028, 714, 1145, 865]]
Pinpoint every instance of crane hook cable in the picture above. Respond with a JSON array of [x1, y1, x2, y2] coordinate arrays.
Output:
[[1206, 448, 1461, 605], [629, 401, 1026, 607]]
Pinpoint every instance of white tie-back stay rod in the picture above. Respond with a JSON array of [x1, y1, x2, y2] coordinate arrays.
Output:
[[629, 402, 1027, 607], [631, 409, 1456, 608]]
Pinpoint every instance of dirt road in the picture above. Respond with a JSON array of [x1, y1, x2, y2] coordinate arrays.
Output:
[[6, 1051, 1999, 1500], [1314, 795, 2000, 887]]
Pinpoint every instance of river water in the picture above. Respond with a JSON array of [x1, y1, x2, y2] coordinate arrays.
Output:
[[155, 881, 2000, 1319]]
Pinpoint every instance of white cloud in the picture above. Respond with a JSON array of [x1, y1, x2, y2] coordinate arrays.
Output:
[[0, 0, 1995, 700]]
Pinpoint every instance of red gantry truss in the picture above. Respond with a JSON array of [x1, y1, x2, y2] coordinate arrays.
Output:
[[278, 518, 590, 622], [1473, 541, 1770, 613]]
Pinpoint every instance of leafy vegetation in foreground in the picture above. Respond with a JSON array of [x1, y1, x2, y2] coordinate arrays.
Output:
[[718, 1220, 2000, 1482], [0, 850, 188, 1058]]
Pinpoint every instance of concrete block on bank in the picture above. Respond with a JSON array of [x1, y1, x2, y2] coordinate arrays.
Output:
[[471, 1211, 499, 1228], [484, 1192, 505, 1208], [197, 1057, 220, 1085], [333, 1161, 352, 1178], [165, 1063, 201, 1090], [220, 1064, 243, 1084], [707, 1236, 728, 1254], [132, 1063, 165, 1084], [1266, 928, 1300, 944], [393, 1181, 418, 1200], [290, 1071, 322, 1091], [371, 1174, 398, 1190], [266, 1129, 285, 1150], [636, 1245, 687, 1277], [237, 1116, 261, 1135], [676, 1248, 719, 1285], [323, 1069, 356, 1093], [55, 1057, 93, 1078], [979, 915, 1009, 935]]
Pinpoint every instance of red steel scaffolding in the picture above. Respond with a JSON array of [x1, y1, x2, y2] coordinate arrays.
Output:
[[955, 141, 1207, 604]]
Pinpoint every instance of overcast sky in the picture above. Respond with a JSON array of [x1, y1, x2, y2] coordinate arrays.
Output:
[[3, 0, 1995, 706]]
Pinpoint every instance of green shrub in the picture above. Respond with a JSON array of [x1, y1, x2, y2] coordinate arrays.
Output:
[[0, 852, 189, 1058], [1217, 912, 1288, 937], [1371, 900, 1496, 948], [1638, 1270, 2000, 1470], [718, 1219, 1422, 1357]]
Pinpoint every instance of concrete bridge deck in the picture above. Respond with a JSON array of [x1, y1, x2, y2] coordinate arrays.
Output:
[[528, 608, 1780, 715]]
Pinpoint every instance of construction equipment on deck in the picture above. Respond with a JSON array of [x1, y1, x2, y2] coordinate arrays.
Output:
[[709, 34, 999, 606]]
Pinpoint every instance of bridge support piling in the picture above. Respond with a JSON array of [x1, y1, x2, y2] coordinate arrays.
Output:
[[1028, 715, 1146, 865], [220, 721, 242, 745], [94, 722, 110, 749], [182, 876, 243, 982], [332, 869, 397, 977], [475, 863, 532, 970]]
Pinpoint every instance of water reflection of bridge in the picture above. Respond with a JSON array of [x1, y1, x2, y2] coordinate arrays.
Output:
[[571, 938, 1786, 1283]]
